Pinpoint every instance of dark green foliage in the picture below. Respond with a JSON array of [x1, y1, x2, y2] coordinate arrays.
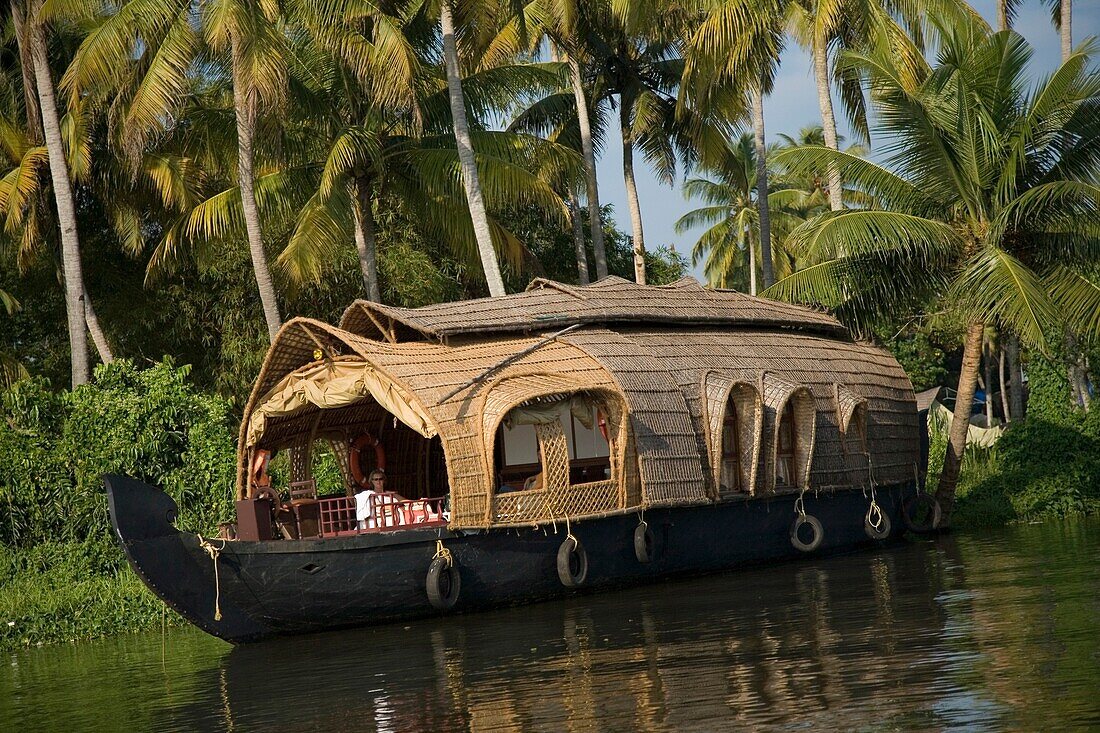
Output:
[[877, 324, 951, 392], [503, 204, 687, 288], [0, 359, 237, 547], [950, 352, 1100, 528], [0, 359, 236, 649]]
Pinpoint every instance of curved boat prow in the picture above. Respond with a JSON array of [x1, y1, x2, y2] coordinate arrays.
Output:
[[104, 475, 270, 643], [105, 474, 181, 542]]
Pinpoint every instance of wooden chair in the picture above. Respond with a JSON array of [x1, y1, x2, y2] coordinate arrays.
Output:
[[289, 480, 321, 537]]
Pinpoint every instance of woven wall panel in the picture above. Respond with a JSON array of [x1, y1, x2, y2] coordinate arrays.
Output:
[[619, 330, 919, 491], [758, 373, 817, 493], [562, 329, 710, 508]]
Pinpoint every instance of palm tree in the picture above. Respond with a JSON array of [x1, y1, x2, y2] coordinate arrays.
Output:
[[10, 0, 93, 384], [64, 0, 288, 340], [485, 1, 611, 280], [767, 20, 1100, 523], [683, 0, 785, 289], [676, 133, 811, 293], [274, 5, 578, 299], [433, 0, 509, 297]]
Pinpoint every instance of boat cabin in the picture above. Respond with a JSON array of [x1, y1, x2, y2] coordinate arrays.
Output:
[[232, 277, 919, 541]]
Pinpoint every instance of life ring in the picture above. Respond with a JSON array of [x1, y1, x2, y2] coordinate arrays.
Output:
[[349, 432, 386, 488], [597, 410, 609, 442], [634, 522, 655, 563], [557, 536, 588, 587], [790, 514, 824, 552], [902, 494, 941, 534], [426, 556, 461, 611], [864, 509, 892, 540]]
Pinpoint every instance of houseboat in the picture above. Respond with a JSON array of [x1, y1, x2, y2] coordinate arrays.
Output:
[[106, 276, 932, 644]]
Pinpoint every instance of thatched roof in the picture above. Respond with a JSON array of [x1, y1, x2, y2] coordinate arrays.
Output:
[[238, 281, 920, 530], [339, 276, 848, 342]]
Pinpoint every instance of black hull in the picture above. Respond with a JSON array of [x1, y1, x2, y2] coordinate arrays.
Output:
[[105, 475, 917, 643]]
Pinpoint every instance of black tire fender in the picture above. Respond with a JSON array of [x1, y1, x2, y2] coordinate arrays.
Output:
[[902, 494, 942, 534], [557, 536, 588, 587], [864, 512, 892, 540], [790, 514, 824, 552], [634, 523, 655, 563], [426, 556, 461, 611]]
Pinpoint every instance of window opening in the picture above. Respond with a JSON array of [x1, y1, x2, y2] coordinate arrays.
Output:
[[775, 402, 797, 487], [720, 398, 741, 492]]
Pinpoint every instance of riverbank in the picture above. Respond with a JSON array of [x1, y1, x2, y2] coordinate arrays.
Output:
[[0, 539, 181, 649]]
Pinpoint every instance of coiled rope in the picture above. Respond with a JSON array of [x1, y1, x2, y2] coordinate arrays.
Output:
[[433, 539, 453, 568], [197, 535, 226, 621]]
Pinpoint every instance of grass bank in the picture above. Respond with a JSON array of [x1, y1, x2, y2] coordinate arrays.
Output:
[[0, 539, 184, 650]]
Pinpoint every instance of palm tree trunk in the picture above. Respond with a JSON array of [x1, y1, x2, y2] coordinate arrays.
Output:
[[1061, 0, 1071, 61], [751, 86, 775, 289], [231, 36, 282, 341], [440, 0, 506, 298], [935, 321, 984, 523], [353, 177, 381, 301], [568, 55, 607, 280], [84, 286, 112, 363], [28, 7, 89, 386], [10, 2, 41, 144], [983, 335, 994, 427], [999, 344, 1010, 422], [620, 100, 647, 285], [568, 191, 589, 285], [1006, 334, 1023, 420], [997, 0, 1008, 31], [812, 34, 843, 212], [746, 223, 757, 296]]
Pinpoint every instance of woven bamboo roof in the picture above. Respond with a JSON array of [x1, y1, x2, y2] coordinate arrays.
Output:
[[339, 276, 847, 342]]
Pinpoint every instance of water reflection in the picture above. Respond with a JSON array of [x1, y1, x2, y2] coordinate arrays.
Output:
[[4, 518, 1099, 732]]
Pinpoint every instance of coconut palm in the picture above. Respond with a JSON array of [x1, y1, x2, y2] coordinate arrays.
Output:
[[682, 0, 785, 288], [272, 4, 578, 300], [767, 20, 1100, 522], [64, 0, 290, 340], [423, 0, 512, 296], [676, 133, 813, 293], [483, 0, 612, 281], [3, 1, 119, 384]]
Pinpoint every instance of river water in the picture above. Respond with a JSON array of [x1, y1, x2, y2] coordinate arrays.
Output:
[[3, 518, 1099, 732]]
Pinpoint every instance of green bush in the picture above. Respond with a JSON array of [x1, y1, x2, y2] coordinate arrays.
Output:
[[0, 538, 180, 648], [0, 360, 236, 649], [0, 359, 237, 547], [950, 351, 1100, 527]]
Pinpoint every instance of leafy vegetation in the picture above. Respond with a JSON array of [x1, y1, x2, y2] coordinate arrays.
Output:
[[0, 360, 235, 649]]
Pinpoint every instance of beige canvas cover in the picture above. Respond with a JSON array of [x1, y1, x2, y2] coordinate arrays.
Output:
[[246, 359, 436, 447]]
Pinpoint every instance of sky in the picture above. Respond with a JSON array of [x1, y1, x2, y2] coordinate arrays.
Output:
[[590, 0, 1100, 282]]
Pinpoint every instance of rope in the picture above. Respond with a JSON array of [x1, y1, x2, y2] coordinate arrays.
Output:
[[866, 485, 884, 531], [433, 539, 454, 568], [198, 535, 226, 622], [565, 515, 577, 549], [794, 491, 807, 518]]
